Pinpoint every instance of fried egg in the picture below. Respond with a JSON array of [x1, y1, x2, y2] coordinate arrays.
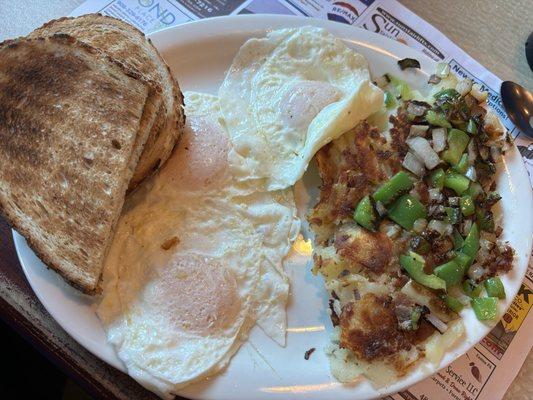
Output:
[[219, 26, 384, 190], [97, 92, 299, 398], [153, 92, 299, 343], [98, 200, 262, 398]]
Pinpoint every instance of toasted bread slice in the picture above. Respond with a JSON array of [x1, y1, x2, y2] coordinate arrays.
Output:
[[29, 14, 185, 190], [0, 35, 161, 293]]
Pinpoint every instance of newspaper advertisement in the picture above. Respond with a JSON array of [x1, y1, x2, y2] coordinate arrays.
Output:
[[72, 1, 533, 399]]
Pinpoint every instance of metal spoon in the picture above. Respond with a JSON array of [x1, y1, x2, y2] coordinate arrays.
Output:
[[500, 81, 533, 138], [526, 31, 533, 71]]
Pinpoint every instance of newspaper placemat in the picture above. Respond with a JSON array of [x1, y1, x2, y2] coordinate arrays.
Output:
[[71, 1, 533, 399]]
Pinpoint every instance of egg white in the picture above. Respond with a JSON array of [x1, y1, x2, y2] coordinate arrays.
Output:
[[235, 189, 299, 344], [219, 26, 384, 191], [98, 198, 262, 398], [98, 92, 299, 397]]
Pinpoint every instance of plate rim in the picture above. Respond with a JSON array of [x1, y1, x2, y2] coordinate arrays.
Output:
[[14, 13, 533, 400]]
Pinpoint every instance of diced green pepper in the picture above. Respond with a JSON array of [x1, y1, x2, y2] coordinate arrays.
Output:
[[471, 297, 498, 320], [452, 229, 464, 250], [441, 129, 470, 165], [384, 91, 396, 109], [400, 252, 447, 290], [433, 252, 470, 287], [426, 110, 452, 128], [354, 196, 377, 231], [453, 153, 469, 174], [388, 195, 427, 230], [462, 223, 480, 260], [434, 259, 463, 286], [463, 279, 482, 298], [465, 181, 483, 200], [454, 252, 472, 273], [399, 83, 412, 100], [442, 295, 464, 313], [460, 195, 475, 217], [429, 168, 445, 189], [373, 171, 413, 205], [445, 207, 460, 224], [387, 75, 412, 100], [433, 88, 460, 102], [444, 172, 470, 194], [409, 251, 426, 263], [484, 277, 506, 299], [476, 209, 495, 232], [466, 119, 477, 135]]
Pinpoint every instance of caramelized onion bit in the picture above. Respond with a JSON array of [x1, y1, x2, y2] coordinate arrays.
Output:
[[398, 58, 421, 70]]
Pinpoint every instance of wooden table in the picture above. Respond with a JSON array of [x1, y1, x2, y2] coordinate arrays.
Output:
[[0, 1, 531, 399]]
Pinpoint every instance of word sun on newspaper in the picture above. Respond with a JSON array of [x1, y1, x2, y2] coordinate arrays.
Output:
[[72, 1, 533, 399]]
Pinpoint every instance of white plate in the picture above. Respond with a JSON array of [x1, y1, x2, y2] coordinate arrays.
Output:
[[15, 14, 533, 400]]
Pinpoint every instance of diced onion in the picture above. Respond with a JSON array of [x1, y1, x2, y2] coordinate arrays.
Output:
[[407, 102, 428, 117], [448, 197, 460, 206], [478, 242, 492, 264], [445, 249, 457, 260], [375, 200, 388, 217], [461, 219, 473, 236], [497, 240, 511, 254], [413, 218, 428, 234], [479, 145, 490, 160], [452, 291, 471, 306], [425, 313, 448, 334], [480, 237, 495, 252], [490, 146, 502, 162], [467, 139, 478, 163], [401, 281, 452, 322], [435, 62, 450, 78], [465, 165, 477, 181], [428, 188, 443, 203], [409, 124, 429, 137], [470, 83, 488, 102], [403, 152, 426, 177], [484, 111, 506, 141], [384, 222, 402, 239], [431, 128, 447, 153], [409, 187, 421, 201], [455, 79, 473, 96], [428, 219, 453, 236], [407, 136, 441, 169], [429, 204, 446, 219], [467, 263, 486, 281]]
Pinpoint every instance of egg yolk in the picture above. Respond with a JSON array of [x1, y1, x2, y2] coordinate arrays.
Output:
[[281, 80, 341, 131], [145, 253, 242, 336], [161, 115, 229, 189]]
